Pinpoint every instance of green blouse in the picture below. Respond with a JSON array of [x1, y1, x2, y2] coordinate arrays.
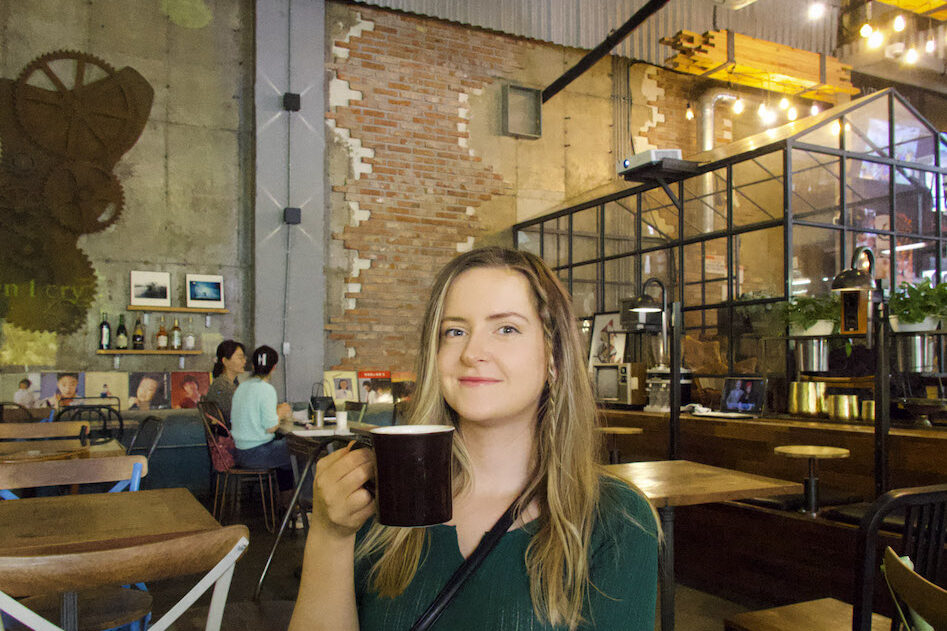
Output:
[[355, 478, 659, 630]]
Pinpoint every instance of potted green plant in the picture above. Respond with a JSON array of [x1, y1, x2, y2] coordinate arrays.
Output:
[[889, 280, 941, 332], [786, 293, 840, 336]]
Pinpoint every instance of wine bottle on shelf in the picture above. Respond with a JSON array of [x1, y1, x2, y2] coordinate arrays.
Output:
[[98, 312, 111, 350], [114, 314, 128, 350], [132, 317, 145, 350], [156, 316, 169, 350], [170, 318, 183, 350], [183, 316, 197, 351]]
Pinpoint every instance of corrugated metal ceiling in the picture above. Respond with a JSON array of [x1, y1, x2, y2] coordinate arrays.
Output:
[[349, 0, 839, 65]]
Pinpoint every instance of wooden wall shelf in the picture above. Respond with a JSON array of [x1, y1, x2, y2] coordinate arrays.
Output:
[[96, 350, 202, 356], [127, 305, 228, 314]]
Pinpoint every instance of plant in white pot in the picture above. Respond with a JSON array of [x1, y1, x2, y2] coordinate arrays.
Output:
[[889, 280, 941, 332], [786, 294, 840, 336]]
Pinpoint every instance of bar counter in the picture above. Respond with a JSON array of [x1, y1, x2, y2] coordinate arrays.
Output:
[[600, 408, 947, 500]]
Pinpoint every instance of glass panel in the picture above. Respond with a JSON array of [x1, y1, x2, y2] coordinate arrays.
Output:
[[516, 225, 541, 257], [682, 237, 728, 308], [604, 256, 636, 313], [942, 174, 947, 239], [735, 227, 784, 300], [889, 236, 937, 287], [892, 98, 934, 164], [641, 186, 678, 243], [683, 307, 728, 375], [849, 232, 890, 291], [542, 216, 569, 268], [790, 150, 839, 224], [571, 263, 598, 318], [603, 198, 636, 257], [894, 168, 937, 237], [733, 302, 787, 375], [572, 206, 599, 264], [682, 168, 727, 238], [843, 95, 890, 157], [733, 152, 784, 226], [792, 225, 840, 298], [797, 116, 842, 150], [847, 158, 890, 226], [640, 247, 679, 302]]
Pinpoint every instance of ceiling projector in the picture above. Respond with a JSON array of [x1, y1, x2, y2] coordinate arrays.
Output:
[[618, 149, 682, 176]]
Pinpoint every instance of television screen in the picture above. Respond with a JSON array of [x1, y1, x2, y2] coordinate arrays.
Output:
[[721, 377, 765, 414], [595, 365, 619, 400]]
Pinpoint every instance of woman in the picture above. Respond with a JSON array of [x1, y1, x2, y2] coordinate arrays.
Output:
[[230, 345, 294, 493], [203, 340, 246, 424], [291, 247, 659, 630]]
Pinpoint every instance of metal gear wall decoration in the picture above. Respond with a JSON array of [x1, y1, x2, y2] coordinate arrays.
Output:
[[0, 50, 153, 334]]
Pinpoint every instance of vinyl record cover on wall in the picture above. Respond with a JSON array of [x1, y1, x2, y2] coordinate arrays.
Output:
[[0, 372, 42, 408], [83, 371, 129, 409], [40, 371, 85, 408], [324, 370, 358, 407], [358, 370, 392, 404], [171, 371, 210, 409], [128, 371, 170, 410]]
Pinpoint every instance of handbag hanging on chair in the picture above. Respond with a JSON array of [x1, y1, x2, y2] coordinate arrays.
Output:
[[311, 381, 336, 418]]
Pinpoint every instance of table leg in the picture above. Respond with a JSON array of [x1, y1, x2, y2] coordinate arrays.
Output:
[[61, 591, 78, 631], [658, 506, 675, 631], [254, 453, 316, 601], [804, 457, 819, 517]]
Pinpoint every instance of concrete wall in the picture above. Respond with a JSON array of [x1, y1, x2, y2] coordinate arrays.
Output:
[[0, 1, 254, 375]]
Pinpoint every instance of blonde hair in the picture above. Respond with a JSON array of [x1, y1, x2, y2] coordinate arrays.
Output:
[[356, 247, 605, 629]]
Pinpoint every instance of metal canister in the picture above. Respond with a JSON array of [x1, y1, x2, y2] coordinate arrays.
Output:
[[788, 381, 825, 416], [826, 394, 859, 421], [896, 334, 937, 373], [861, 400, 875, 422], [795, 338, 830, 373]]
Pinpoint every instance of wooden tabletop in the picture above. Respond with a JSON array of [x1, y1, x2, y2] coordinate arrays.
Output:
[[0, 487, 220, 556], [0, 439, 125, 462], [774, 445, 851, 460], [597, 426, 644, 435], [606, 459, 801, 508]]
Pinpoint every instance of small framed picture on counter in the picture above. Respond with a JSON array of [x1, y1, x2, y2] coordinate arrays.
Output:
[[186, 274, 225, 309], [130, 270, 171, 307]]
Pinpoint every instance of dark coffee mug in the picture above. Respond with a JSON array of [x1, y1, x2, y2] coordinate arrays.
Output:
[[370, 425, 454, 527]]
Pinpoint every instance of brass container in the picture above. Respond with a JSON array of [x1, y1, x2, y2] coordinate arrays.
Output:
[[789, 381, 825, 416], [861, 400, 875, 422], [826, 394, 859, 421]]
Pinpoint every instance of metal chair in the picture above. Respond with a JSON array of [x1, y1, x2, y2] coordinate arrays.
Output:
[[55, 405, 124, 444], [0, 402, 31, 422], [124, 415, 164, 463], [197, 402, 278, 532], [0, 525, 249, 631], [725, 483, 947, 631]]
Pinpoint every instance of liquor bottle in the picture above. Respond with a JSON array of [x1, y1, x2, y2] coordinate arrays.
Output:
[[156, 316, 169, 350], [114, 314, 128, 350], [183, 316, 197, 351], [98, 312, 111, 350], [132, 317, 145, 350], [170, 318, 183, 350]]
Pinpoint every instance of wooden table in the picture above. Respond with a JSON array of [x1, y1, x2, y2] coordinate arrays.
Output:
[[0, 487, 219, 556], [607, 460, 800, 631], [0, 438, 125, 462], [774, 445, 851, 517], [597, 426, 643, 464]]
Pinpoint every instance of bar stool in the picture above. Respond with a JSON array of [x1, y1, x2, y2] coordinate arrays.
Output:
[[774, 445, 850, 516], [596, 426, 643, 464]]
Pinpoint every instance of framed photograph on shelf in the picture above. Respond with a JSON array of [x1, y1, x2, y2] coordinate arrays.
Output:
[[130, 271, 171, 307], [186, 274, 225, 309], [588, 312, 626, 369]]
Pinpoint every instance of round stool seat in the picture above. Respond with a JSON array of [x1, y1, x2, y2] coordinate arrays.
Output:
[[774, 445, 850, 459]]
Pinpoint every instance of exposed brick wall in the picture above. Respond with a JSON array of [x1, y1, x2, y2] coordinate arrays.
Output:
[[326, 5, 521, 372]]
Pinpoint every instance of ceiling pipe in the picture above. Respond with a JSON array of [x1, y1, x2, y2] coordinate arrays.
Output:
[[697, 88, 738, 232]]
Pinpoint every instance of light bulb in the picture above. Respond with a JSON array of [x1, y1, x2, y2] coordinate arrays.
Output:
[[893, 14, 906, 32], [860, 23, 873, 38], [926, 38, 936, 54], [808, 2, 826, 19], [810, 104, 820, 116], [787, 106, 798, 121], [905, 47, 919, 64], [779, 97, 790, 110], [831, 120, 841, 136], [868, 30, 884, 48], [685, 103, 694, 120], [759, 105, 776, 125], [732, 98, 745, 114]]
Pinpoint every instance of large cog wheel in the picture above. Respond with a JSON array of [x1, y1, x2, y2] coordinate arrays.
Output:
[[44, 161, 125, 234], [13, 50, 137, 162]]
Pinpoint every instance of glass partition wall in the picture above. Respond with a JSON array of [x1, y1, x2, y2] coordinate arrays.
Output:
[[515, 89, 946, 405]]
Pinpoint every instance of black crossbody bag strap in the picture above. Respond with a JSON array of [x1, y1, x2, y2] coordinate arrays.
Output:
[[409, 496, 523, 631]]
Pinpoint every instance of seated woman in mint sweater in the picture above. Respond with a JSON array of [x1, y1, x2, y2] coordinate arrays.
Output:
[[230, 345, 295, 494]]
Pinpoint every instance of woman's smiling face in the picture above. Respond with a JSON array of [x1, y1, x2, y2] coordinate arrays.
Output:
[[436, 267, 548, 429]]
